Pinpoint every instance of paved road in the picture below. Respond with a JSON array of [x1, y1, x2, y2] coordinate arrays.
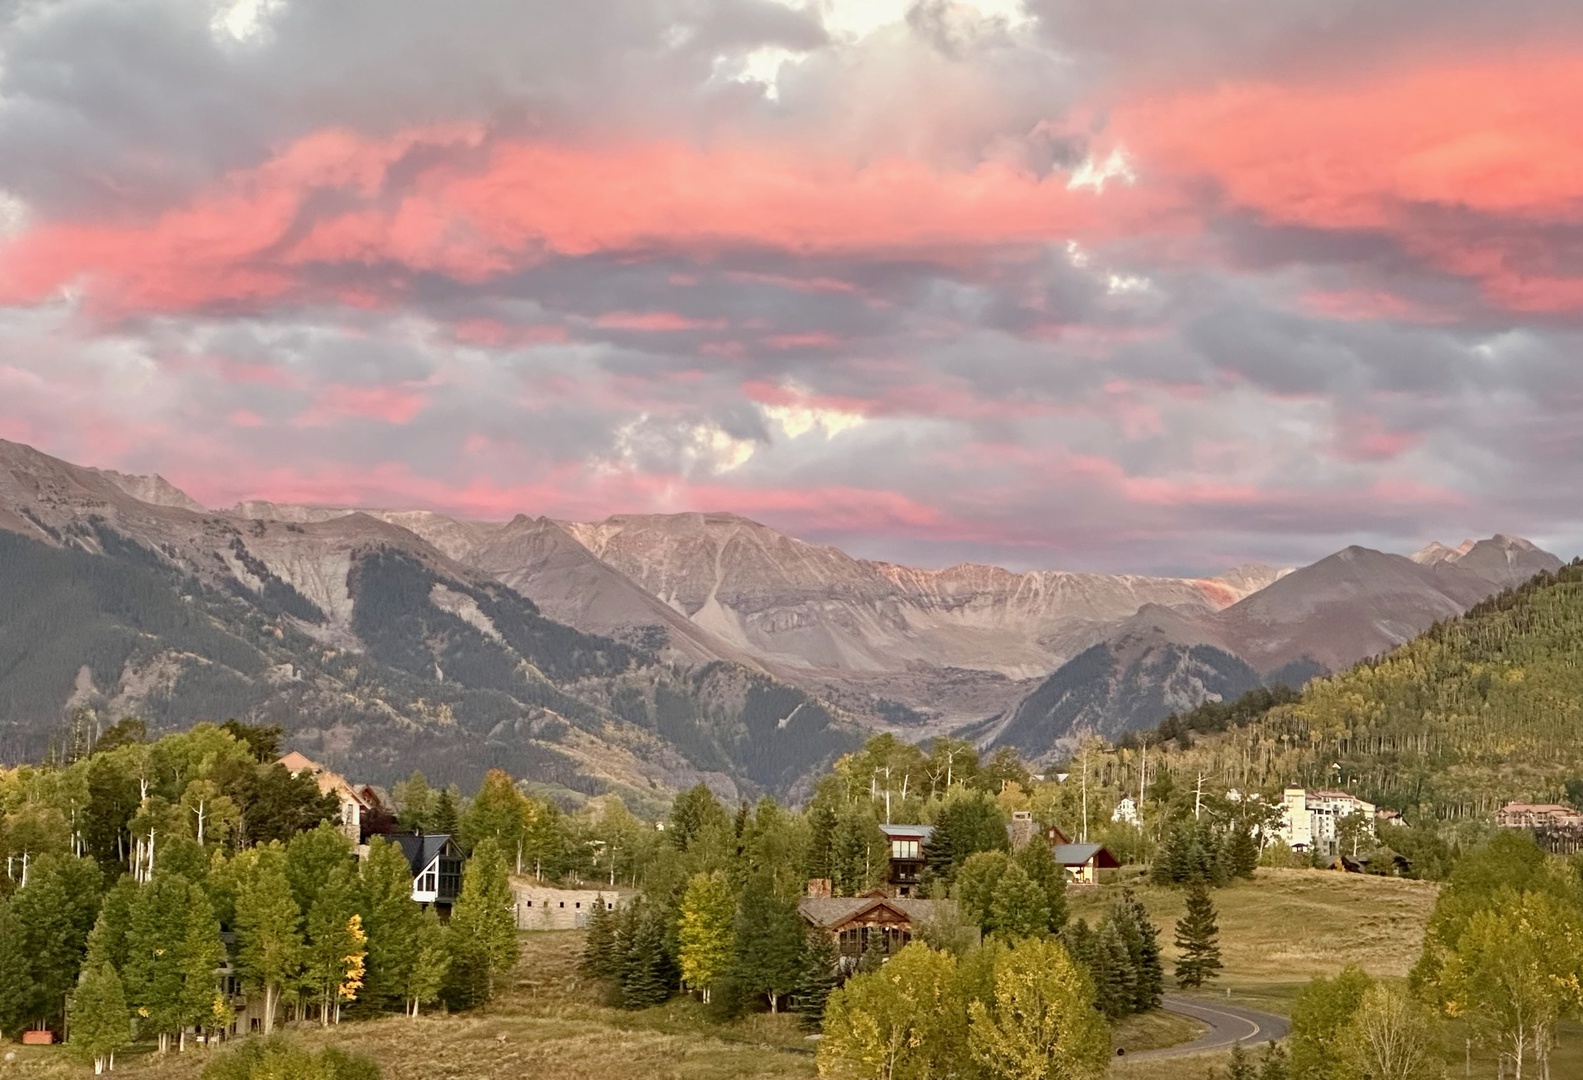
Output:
[[1125, 994, 1290, 1060]]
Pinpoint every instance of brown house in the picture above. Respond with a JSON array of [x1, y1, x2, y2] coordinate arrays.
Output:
[[798, 895, 954, 963]]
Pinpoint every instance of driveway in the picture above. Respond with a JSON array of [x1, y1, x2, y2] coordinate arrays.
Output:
[[1125, 993, 1291, 1060]]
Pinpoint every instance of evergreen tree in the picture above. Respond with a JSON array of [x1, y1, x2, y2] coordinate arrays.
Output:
[[1110, 890, 1164, 1012], [444, 837, 519, 1009], [0, 898, 32, 1041], [678, 871, 736, 1003], [1094, 919, 1137, 1021], [620, 901, 675, 1009], [804, 795, 839, 884], [790, 929, 839, 1030], [731, 872, 805, 1012], [830, 807, 880, 896], [989, 861, 1050, 940], [669, 783, 729, 853], [925, 792, 1008, 883], [580, 894, 622, 980], [232, 845, 302, 1036], [1060, 918, 1096, 976], [1225, 823, 1260, 880], [394, 770, 435, 832], [432, 788, 460, 838], [69, 962, 130, 1075], [1014, 839, 1069, 933], [1173, 883, 1223, 989]]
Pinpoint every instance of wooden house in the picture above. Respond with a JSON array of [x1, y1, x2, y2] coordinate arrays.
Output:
[[1050, 842, 1121, 885], [798, 895, 954, 964]]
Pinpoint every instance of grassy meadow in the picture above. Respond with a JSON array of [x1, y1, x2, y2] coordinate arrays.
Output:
[[1071, 866, 1441, 1010]]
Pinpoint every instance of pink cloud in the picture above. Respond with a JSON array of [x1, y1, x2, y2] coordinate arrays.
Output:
[[1119, 49, 1583, 311], [593, 311, 729, 332], [0, 131, 1165, 317], [296, 383, 431, 426]]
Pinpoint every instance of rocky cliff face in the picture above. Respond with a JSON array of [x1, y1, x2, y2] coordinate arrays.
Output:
[[547, 511, 1282, 728]]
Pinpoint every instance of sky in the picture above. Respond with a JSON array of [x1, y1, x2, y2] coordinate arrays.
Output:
[[0, 0, 1579, 574]]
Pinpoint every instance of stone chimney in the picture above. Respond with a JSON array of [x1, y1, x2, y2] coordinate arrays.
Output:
[[1007, 810, 1036, 851], [806, 877, 832, 899]]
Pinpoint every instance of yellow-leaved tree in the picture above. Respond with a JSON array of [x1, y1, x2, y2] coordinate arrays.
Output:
[[967, 938, 1109, 1080]]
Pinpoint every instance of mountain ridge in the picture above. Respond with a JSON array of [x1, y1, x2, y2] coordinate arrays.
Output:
[[0, 438, 1564, 781]]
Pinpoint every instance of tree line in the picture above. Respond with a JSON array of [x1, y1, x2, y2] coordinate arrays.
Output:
[[0, 721, 519, 1070]]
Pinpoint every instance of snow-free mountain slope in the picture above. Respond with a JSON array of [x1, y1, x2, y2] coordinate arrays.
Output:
[[560, 511, 1277, 679], [994, 538, 1564, 759]]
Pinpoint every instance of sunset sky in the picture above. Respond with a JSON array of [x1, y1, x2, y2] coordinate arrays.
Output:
[[0, 0, 1579, 573]]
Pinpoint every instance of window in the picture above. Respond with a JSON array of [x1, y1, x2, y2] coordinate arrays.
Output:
[[575, 902, 581, 909], [420, 869, 437, 893], [890, 839, 920, 860], [525, 900, 533, 908], [559, 901, 565, 908]]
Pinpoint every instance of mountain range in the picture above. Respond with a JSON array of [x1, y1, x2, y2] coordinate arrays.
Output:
[[0, 437, 1563, 793]]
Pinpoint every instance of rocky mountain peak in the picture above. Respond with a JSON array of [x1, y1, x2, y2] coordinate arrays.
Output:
[[89, 468, 207, 512]]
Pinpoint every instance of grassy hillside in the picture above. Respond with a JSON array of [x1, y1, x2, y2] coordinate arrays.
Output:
[[1144, 560, 1583, 820]]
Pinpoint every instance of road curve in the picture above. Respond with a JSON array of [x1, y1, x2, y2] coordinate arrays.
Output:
[[1126, 994, 1291, 1060]]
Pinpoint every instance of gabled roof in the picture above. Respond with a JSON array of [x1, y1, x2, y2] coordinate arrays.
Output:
[[393, 833, 456, 876], [878, 824, 933, 841], [798, 896, 951, 929], [1051, 843, 1121, 869]]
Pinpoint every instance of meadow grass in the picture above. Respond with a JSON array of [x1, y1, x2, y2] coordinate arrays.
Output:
[[1070, 866, 1440, 1011]]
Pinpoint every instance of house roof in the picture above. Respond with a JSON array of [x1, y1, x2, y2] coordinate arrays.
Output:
[[878, 824, 933, 841], [798, 896, 952, 929], [1051, 843, 1121, 869], [393, 833, 455, 875], [277, 752, 379, 809]]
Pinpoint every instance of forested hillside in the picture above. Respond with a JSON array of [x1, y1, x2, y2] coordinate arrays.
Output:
[[1148, 561, 1583, 820]]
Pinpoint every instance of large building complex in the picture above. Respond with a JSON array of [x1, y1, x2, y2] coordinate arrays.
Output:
[[1281, 785, 1376, 857]]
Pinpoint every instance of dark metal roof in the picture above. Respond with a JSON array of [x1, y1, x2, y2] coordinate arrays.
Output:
[[392, 833, 456, 875], [1051, 843, 1121, 869], [878, 824, 933, 840]]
